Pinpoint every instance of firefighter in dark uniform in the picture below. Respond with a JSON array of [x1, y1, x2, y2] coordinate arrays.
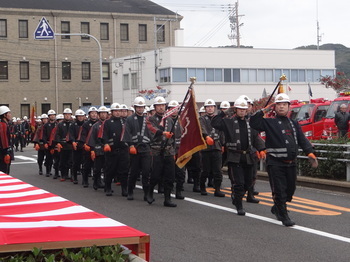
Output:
[[68, 109, 86, 184], [14, 118, 25, 152], [99, 103, 129, 196], [55, 108, 73, 181], [168, 100, 185, 200], [48, 114, 64, 179], [79, 107, 98, 188], [199, 99, 225, 197], [250, 93, 318, 226], [0, 106, 13, 174], [146, 96, 177, 207], [122, 97, 152, 201], [86, 106, 109, 190], [212, 97, 265, 215], [22, 116, 30, 146], [42, 109, 57, 177], [33, 114, 48, 176]]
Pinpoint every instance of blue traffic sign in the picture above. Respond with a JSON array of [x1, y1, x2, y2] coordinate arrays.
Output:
[[34, 17, 55, 40]]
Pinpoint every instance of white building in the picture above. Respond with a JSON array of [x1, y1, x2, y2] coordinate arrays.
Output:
[[112, 47, 337, 106]]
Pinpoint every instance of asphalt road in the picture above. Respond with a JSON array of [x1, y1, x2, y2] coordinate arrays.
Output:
[[8, 147, 350, 262]]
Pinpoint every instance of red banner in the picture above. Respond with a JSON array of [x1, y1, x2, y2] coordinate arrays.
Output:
[[176, 88, 206, 168], [29, 105, 36, 131]]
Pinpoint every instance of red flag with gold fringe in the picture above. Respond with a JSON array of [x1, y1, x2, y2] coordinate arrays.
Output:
[[29, 105, 36, 132], [176, 88, 206, 168]]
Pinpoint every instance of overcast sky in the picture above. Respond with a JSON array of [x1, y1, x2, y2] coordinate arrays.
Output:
[[151, 0, 350, 49]]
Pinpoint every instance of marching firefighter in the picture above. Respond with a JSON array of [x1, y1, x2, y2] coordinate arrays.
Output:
[[55, 108, 73, 181], [122, 97, 152, 201], [212, 97, 265, 216], [14, 118, 25, 152], [146, 96, 177, 207], [250, 93, 318, 226], [168, 100, 185, 200], [86, 106, 109, 191], [69, 109, 86, 184], [0, 106, 13, 174], [48, 114, 64, 179], [78, 106, 98, 188], [199, 99, 225, 197], [33, 114, 49, 176], [99, 103, 129, 196], [43, 110, 57, 177]]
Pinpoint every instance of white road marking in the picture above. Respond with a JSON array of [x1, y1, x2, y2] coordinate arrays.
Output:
[[12, 155, 37, 165], [136, 185, 350, 244], [14, 155, 37, 161]]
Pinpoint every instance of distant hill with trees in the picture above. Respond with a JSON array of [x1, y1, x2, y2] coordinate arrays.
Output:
[[295, 44, 350, 77]]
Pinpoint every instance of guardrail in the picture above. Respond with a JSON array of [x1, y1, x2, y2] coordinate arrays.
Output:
[[259, 143, 350, 182]]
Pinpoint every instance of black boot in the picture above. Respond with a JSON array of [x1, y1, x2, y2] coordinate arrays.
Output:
[[53, 169, 59, 179], [147, 185, 155, 204], [175, 187, 185, 200], [39, 166, 43, 175], [45, 166, 51, 177], [214, 185, 225, 197], [158, 183, 164, 194], [207, 178, 214, 187], [72, 171, 78, 184], [271, 204, 282, 221], [193, 178, 201, 193], [82, 173, 89, 188], [234, 198, 246, 216], [164, 189, 177, 207], [277, 204, 295, 227], [143, 185, 149, 201], [200, 182, 207, 196], [105, 184, 113, 196], [246, 187, 259, 203], [127, 184, 134, 200]]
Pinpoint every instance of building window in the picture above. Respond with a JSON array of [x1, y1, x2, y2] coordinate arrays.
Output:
[[139, 24, 147, 42], [157, 25, 165, 43], [18, 20, 28, 38], [160, 68, 170, 83], [20, 104, 30, 118], [40, 62, 50, 80], [82, 62, 91, 80], [20, 61, 29, 80], [102, 63, 110, 80], [81, 22, 90, 39], [172, 68, 187, 82], [100, 23, 109, 40], [131, 73, 138, 89], [274, 69, 282, 82], [0, 19, 7, 37], [62, 62, 71, 80], [298, 69, 306, 82], [123, 74, 129, 90], [61, 21, 70, 39], [41, 103, 51, 115], [232, 69, 240, 82], [224, 69, 232, 82], [0, 61, 8, 80], [188, 68, 205, 82], [63, 103, 72, 110], [83, 103, 91, 107], [120, 24, 129, 41]]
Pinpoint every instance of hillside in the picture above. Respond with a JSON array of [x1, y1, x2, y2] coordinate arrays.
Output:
[[295, 44, 350, 76]]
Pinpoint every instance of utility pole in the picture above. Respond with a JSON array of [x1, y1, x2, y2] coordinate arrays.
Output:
[[228, 1, 244, 47], [316, 0, 322, 50]]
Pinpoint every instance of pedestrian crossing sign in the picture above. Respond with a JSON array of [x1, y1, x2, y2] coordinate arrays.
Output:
[[34, 17, 55, 40]]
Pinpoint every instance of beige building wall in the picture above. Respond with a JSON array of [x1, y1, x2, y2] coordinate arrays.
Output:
[[0, 7, 181, 117]]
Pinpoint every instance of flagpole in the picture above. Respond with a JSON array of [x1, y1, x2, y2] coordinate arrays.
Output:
[[160, 77, 196, 154], [264, 74, 287, 107]]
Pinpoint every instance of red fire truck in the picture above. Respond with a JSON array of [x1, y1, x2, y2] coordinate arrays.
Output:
[[288, 100, 305, 120], [296, 98, 331, 140], [321, 92, 350, 140]]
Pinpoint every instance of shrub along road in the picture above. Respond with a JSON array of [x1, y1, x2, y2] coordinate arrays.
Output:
[[8, 148, 350, 262]]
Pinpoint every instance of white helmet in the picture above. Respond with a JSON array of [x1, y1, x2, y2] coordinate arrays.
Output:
[[143, 108, 148, 114], [110, 103, 121, 111], [128, 106, 135, 112], [98, 106, 109, 113], [120, 104, 128, 110], [153, 96, 167, 105], [12, 117, 16, 122], [199, 106, 205, 113], [168, 100, 179, 108], [41, 114, 49, 119], [75, 109, 85, 116], [204, 99, 216, 107], [134, 97, 146, 107], [0, 106, 10, 115], [47, 109, 56, 115], [275, 93, 290, 103], [238, 95, 253, 104], [23, 116, 28, 120], [149, 104, 155, 111], [234, 97, 248, 109], [56, 114, 64, 120], [63, 108, 72, 114], [16, 117, 21, 121], [220, 101, 230, 109], [88, 106, 98, 113], [145, 106, 150, 112]]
